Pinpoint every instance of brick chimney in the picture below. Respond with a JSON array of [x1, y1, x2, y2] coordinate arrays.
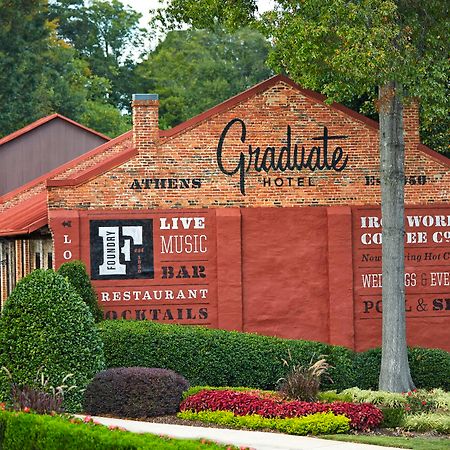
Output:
[[132, 94, 159, 151], [403, 98, 420, 149]]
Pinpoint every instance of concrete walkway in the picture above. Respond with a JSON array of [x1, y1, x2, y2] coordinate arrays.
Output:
[[79, 415, 403, 450]]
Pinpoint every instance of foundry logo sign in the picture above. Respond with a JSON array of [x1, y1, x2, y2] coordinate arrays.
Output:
[[216, 118, 349, 195], [90, 219, 154, 280]]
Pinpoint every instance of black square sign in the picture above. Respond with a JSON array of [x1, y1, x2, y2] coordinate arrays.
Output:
[[90, 219, 154, 280]]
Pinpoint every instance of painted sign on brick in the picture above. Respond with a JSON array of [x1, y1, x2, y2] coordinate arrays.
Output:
[[353, 207, 450, 320], [82, 210, 216, 325]]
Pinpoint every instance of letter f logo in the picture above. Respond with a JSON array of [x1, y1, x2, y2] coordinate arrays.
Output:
[[98, 226, 143, 275]]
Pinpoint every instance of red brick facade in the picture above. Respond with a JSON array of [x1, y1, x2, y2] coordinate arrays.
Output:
[[41, 75, 450, 351]]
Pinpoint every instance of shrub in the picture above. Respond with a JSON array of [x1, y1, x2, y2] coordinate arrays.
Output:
[[84, 367, 189, 418], [352, 348, 381, 389], [58, 260, 103, 322], [404, 389, 438, 413], [341, 387, 449, 415], [181, 389, 383, 431], [98, 321, 449, 392], [0, 269, 105, 412], [353, 347, 450, 391], [341, 387, 407, 408], [0, 410, 229, 449], [408, 347, 450, 391], [98, 320, 354, 391], [278, 354, 332, 401], [428, 388, 450, 412], [3, 367, 74, 414], [380, 407, 405, 428], [317, 390, 353, 403], [178, 410, 350, 435], [403, 412, 450, 434]]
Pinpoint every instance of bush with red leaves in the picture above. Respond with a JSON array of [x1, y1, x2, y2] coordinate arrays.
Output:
[[180, 390, 382, 431]]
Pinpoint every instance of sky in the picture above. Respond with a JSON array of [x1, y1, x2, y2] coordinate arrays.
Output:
[[122, 0, 275, 54], [123, 0, 275, 30]]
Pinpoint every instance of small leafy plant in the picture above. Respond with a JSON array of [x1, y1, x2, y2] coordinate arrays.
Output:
[[278, 351, 333, 401], [404, 389, 438, 414], [2, 367, 76, 414]]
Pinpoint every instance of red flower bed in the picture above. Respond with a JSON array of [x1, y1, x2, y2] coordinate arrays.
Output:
[[180, 390, 383, 431]]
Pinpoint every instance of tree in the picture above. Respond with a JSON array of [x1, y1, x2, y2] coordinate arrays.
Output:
[[50, 0, 145, 112], [156, 0, 449, 392], [135, 27, 272, 128], [0, 1, 129, 138], [0, 0, 60, 135]]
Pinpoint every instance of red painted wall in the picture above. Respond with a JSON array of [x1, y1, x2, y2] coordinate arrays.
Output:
[[241, 207, 329, 341], [50, 204, 450, 352]]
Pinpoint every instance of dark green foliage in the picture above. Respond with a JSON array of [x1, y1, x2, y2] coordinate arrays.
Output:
[[98, 321, 354, 391], [99, 321, 450, 392], [0, 410, 228, 449], [353, 347, 450, 391], [353, 348, 382, 390], [380, 407, 406, 428], [84, 367, 189, 418], [0, 270, 105, 412], [135, 27, 272, 128], [58, 260, 103, 322], [408, 347, 450, 391]]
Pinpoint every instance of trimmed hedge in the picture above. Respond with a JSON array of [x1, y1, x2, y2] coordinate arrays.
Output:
[[353, 347, 450, 391], [0, 270, 105, 412], [99, 321, 354, 391], [0, 411, 231, 449], [84, 367, 189, 418], [98, 320, 450, 391], [58, 261, 103, 322], [178, 410, 350, 435]]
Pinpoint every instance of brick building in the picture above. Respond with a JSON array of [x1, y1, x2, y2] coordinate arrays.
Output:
[[1, 75, 449, 351]]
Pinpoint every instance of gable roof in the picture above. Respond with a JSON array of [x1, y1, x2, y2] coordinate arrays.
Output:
[[47, 74, 449, 189], [0, 114, 110, 147], [160, 74, 381, 140]]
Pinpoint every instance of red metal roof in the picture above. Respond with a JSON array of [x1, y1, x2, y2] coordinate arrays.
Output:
[[0, 192, 47, 237], [0, 114, 110, 147]]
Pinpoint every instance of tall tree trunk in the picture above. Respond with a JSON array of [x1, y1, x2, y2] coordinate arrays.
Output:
[[378, 81, 415, 392]]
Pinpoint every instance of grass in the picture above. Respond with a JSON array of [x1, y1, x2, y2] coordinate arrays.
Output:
[[322, 434, 450, 450]]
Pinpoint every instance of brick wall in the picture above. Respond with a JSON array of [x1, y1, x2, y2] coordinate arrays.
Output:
[[47, 80, 449, 209]]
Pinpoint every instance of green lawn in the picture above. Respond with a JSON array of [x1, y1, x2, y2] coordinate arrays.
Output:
[[322, 434, 450, 450]]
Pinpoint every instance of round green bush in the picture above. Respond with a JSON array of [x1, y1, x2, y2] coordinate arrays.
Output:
[[57, 260, 103, 322], [83, 367, 189, 418], [0, 269, 105, 412], [408, 347, 450, 391]]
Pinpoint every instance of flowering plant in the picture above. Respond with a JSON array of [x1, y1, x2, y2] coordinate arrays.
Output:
[[404, 389, 437, 414]]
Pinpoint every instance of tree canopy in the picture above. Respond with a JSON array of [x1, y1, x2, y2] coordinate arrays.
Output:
[[135, 27, 272, 129], [155, 0, 449, 156]]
